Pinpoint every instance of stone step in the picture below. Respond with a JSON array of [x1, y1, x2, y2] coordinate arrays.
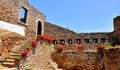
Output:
[[17, 49, 27, 52], [11, 49, 25, 53], [11, 53, 21, 56], [20, 47, 28, 49], [8, 56, 21, 59], [0, 57, 6, 62], [2, 62, 16, 68], [11, 50, 24, 54], [6, 58, 15, 62], [17, 49, 25, 52]]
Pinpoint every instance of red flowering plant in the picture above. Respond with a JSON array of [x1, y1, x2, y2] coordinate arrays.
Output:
[[56, 45, 64, 53], [76, 44, 85, 51], [37, 34, 44, 44], [46, 36, 53, 44], [96, 43, 105, 60], [96, 43, 105, 52], [37, 34, 53, 44], [21, 49, 29, 59], [37, 34, 44, 41], [31, 39, 38, 48], [43, 35, 48, 42]]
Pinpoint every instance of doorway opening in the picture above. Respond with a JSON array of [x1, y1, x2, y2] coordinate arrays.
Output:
[[37, 21, 42, 35]]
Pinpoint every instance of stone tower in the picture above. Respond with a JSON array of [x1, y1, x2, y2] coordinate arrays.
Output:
[[114, 16, 120, 33], [113, 16, 120, 45]]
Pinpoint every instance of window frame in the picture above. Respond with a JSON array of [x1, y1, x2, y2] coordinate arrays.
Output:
[[68, 39, 72, 45], [101, 38, 106, 43], [60, 39, 65, 45], [19, 6, 28, 25], [92, 38, 98, 43], [84, 39, 89, 43], [76, 39, 81, 44], [53, 40, 57, 45]]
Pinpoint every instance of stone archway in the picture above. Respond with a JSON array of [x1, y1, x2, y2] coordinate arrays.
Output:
[[37, 21, 42, 35]]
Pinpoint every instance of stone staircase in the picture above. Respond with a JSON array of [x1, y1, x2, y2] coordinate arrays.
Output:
[[1, 43, 62, 70], [1, 46, 27, 69]]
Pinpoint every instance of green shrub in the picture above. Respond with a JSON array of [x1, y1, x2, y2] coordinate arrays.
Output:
[[104, 42, 112, 49]]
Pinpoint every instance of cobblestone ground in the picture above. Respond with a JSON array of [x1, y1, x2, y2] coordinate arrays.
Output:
[[20, 44, 60, 70]]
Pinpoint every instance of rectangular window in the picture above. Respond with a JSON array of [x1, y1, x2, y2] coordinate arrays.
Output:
[[101, 38, 106, 43], [53, 40, 57, 45], [20, 7, 28, 24], [68, 39, 72, 44], [76, 39, 81, 44], [60, 39, 65, 45], [92, 38, 98, 43], [84, 39, 89, 43]]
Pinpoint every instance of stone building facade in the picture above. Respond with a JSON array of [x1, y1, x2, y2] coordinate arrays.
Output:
[[0, 0, 46, 57], [0, 0, 46, 41]]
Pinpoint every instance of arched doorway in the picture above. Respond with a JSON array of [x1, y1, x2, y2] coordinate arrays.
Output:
[[37, 21, 42, 35]]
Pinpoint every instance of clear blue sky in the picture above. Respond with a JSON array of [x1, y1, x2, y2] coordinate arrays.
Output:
[[28, 0, 120, 33]]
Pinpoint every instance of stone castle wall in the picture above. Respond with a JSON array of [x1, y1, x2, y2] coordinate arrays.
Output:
[[44, 22, 78, 39], [104, 48, 120, 70], [44, 16, 120, 46], [78, 33, 109, 45], [44, 22, 109, 47]]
